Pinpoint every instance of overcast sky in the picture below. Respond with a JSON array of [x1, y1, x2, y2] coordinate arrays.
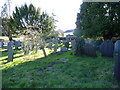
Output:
[[0, 0, 83, 31]]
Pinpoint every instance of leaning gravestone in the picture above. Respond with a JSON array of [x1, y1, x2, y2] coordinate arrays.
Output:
[[100, 40, 114, 58], [8, 41, 14, 62], [83, 43, 97, 57], [114, 40, 120, 82]]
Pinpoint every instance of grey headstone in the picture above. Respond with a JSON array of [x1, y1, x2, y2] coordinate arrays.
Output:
[[15, 40, 21, 49], [114, 40, 120, 53], [114, 52, 120, 82], [53, 44, 58, 53], [71, 40, 76, 49], [48, 42, 52, 49], [60, 47, 68, 52], [83, 43, 97, 57], [100, 40, 114, 58], [8, 41, 14, 62], [0, 39, 4, 48]]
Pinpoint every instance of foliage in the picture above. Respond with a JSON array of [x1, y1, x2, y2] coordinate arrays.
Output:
[[76, 2, 120, 39], [1, 3, 56, 39]]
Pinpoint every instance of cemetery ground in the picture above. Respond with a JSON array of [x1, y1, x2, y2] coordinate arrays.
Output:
[[1, 46, 119, 88]]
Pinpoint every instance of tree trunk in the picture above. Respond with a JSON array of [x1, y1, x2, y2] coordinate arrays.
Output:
[[42, 48, 47, 57], [103, 33, 113, 41]]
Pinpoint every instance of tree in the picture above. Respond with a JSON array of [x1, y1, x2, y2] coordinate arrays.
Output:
[[1, 3, 56, 40], [1, 0, 12, 39], [75, 2, 120, 40]]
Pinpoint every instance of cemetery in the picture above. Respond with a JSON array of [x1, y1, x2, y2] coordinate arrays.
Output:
[[0, 0, 120, 88]]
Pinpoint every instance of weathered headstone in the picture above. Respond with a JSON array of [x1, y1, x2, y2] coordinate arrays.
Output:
[[94, 39, 102, 50], [60, 47, 68, 52], [0, 39, 4, 48], [15, 40, 21, 49], [21, 42, 24, 50], [24, 43, 30, 55], [48, 42, 52, 50], [8, 41, 14, 62], [114, 40, 120, 53], [100, 40, 114, 58], [71, 40, 76, 49], [53, 44, 58, 53], [114, 40, 120, 82], [74, 37, 85, 56], [83, 43, 97, 57]]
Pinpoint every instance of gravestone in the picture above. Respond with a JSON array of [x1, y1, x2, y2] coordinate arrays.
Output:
[[0, 39, 4, 48], [100, 40, 114, 58], [21, 42, 24, 50], [83, 43, 97, 57], [29, 41, 34, 51], [24, 44, 30, 55], [94, 39, 102, 50], [15, 40, 21, 49], [53, 44, 58, 53], [74, 37, 85, 56], [71, 40, 76, 49], [48, 42, 52, 50], [114, 40, 120, 82], [60, 47, 68, 52], [114, 40, 120, 53], [8, 41, 14, 62]]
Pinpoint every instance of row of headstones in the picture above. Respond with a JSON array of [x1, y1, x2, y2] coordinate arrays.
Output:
[[74, 38, 120, 83], [74, 38, 120, 58], [47, 38, 77, 53]]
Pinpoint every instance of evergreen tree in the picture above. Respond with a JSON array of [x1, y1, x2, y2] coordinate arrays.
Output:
[[76, 2, 120, 40]]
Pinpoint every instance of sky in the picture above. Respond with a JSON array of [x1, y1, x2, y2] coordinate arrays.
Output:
[[0, 0, 83, 31]]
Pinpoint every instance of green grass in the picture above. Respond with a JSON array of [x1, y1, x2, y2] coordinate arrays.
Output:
[[1, 47, 119, 88]]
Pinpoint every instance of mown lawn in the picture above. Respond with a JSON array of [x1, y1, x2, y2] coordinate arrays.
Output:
[[1, 47, 119, 88]]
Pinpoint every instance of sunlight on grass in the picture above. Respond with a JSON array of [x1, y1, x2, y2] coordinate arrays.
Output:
[[1, 47, 118, 88]]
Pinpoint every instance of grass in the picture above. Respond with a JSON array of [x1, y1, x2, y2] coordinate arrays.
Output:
[[1, 46, 119, 88]]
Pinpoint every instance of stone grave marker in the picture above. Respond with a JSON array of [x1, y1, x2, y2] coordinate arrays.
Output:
[[114, 40, 120, 53], [15, 40, 21, 49], [83, 43, 97, 57], [60, 47, 68, 52], [114, 40, 120, 82], [100, 40, 114, 58], [0, 39, 4, 48], [71, 40, 76, 49], [53, 44, 58, 53], [48, 42, 52, 50], [8, 41, 14, 62]]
